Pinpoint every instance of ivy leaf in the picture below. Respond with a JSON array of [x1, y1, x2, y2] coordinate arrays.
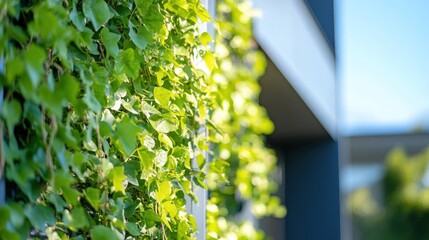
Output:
[[5, 58, 24, 84], [126, 222, 141, 236], [197, 153, 206, 169], [100, 28, 121, 57], [156, 181, 171, 202], [138, 149, 155, 177], [70, 3, 86, 31], [115, 117, 142, 155], [121, 100, 139, 114], [124, 161, 139, 186], [38, 84, 63, 117], [63, 207, 89, 231], [135, 0, 153, 17], [1, 99, 22, 131], [154, 149, 168, 168], [158, 133, 173, 148], [203, 51, 216, 72], [58, 73, 79, 105], [83, 0, 113, 31], [62, 187, 81, 206], [195, 4, 211, 22], [200, 32, 212, 46], [112, 166, 127, 193], [84, 187, 101, 210], [141, 101, 160, 118], [161, 212, 172, 230], [81, 28, 100, 55], [142, 209, 161, 222], [141, 134, 156, 150], [90, 225, 119, 240], [149, 114, 178, 133], [23, 44, 46, 87], [24, 205, 55, 231], [154, 87, 172, 109], [163, 201, 177, 218], [144, 4, 164, 32], [115, 48, 140, 79], [128, 23, 148, 49]]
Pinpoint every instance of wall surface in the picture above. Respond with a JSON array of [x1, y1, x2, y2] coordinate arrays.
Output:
[[282, 139, 340, 240]]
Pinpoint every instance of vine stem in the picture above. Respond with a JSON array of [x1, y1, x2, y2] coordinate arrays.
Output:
[[48, 115, 58, 183], [41, 107, 57, 182]]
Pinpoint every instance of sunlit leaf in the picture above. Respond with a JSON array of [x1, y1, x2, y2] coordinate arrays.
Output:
[[83, 0, 113, 31], [91, 225, 119, 240]]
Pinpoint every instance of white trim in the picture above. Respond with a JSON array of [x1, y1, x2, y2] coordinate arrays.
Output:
[[253, 0, 337, 139]]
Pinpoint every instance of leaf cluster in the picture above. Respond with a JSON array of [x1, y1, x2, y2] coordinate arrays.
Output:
[[0, 0, 212, 239], [206, 0, 286, 239], [0, 0, 284, 239]]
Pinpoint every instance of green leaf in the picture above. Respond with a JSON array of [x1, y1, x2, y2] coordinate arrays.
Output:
[[154, 87, 172, 109], [195, 4, 211, 22], [161, 212, 171, 230], [100, 28, 121, 57], [23, 44, 46, 87], [196, 153, 206, 169], [24, 205, 56, 230], [141, 101, 160, 118], [203, 51, 216, 72], [38, 84, 63, 117], [149, 114, 179, 133], [116, 117, 142, 155], [84, 187, 101, 210], [115, 48, 140, 79], [154, 149, 168, 168], [138, 149, 155, 176], [0, 207, 10, 227], [83, 0, 113, 31], [58, 73, 79, 105], [200, 32, 213, 46], [180, 179, 191, 194], [121, 100, 139, 114], [62, 187, 81, 206], [28, 5, 58, 39], [135, 0, 153, 17], [163, 201, 177, 218], [156, 181, 171, 202], [126, 222, 141, 236], [1, 99, 22, 131], [112, 166, 127, 193], [144, 4, 164, 32], [141, 134, 156, 150], [90, 225, 119, 240], [70, 3, 86, 31], [158, 133, 173, 148], [83, 86, 102, 113], [5, 58, 24, 84], [142, 209, 161, 222], [63, 207, 89, 231], [81, 28, 99, 55], [124, 161, 139, 186], [128, 23, 148, 49]]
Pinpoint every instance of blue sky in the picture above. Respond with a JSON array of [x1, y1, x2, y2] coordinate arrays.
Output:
[[337, 1, 429, 135]]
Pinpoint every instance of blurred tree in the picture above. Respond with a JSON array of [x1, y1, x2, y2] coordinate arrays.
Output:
[[349, 147, 429, 240]]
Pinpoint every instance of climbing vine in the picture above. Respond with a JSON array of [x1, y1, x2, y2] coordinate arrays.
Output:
[[0, 0, 284, 239], [207, 0, 285, 239]]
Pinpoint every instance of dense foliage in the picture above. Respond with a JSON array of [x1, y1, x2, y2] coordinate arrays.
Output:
[[349, 147, 429, 240], [206, 0, 285, 239], [0, 0, 283, 239]]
